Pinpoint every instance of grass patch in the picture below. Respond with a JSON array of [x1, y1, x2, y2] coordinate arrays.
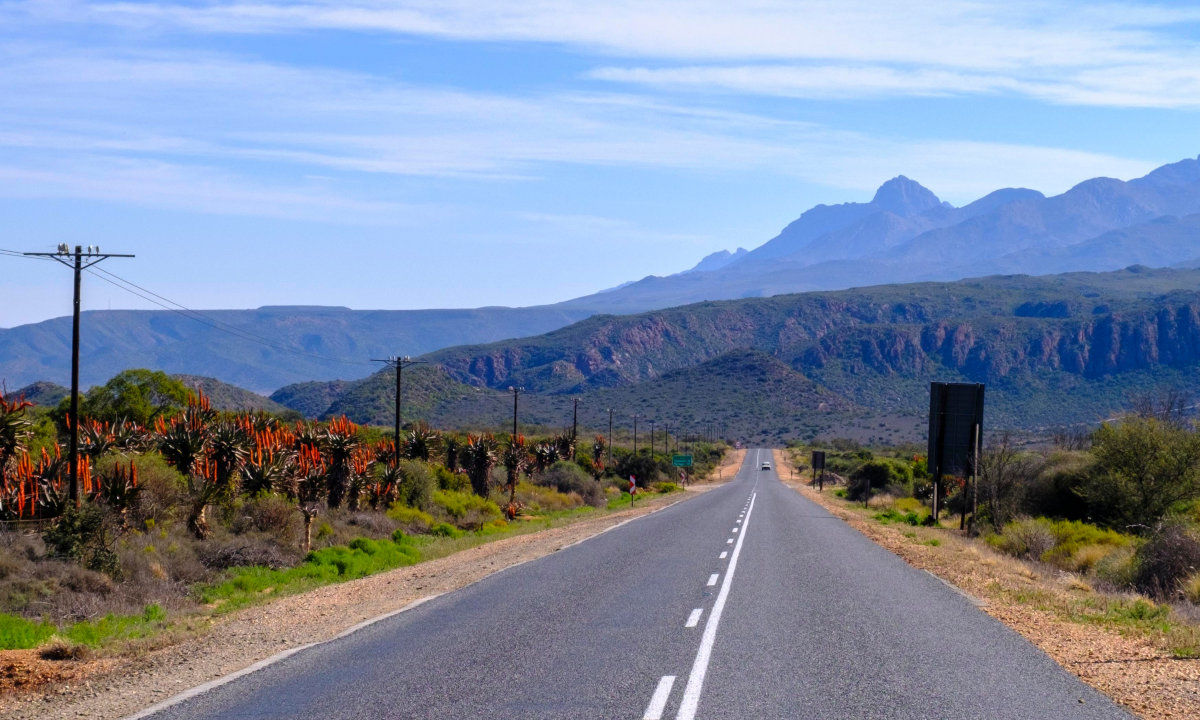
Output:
[[0, 613, 55, 649], [0, 605, 167, 650]]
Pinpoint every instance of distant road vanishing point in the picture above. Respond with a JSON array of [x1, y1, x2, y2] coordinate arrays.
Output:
[[134, 450, 1130, 720]]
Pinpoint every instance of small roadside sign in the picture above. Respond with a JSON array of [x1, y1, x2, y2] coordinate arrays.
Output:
[[672, 454, 693, 467]]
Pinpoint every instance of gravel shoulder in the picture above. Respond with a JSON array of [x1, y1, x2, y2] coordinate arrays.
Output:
[[0, 452, 743, 720], [773, 449, 1200, 720]]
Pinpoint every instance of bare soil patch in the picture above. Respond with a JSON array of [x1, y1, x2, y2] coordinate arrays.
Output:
[[773, 449, 1200, 719]]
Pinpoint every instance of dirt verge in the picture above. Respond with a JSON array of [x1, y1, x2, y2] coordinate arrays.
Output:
[[0, 475, 729, 720], [773, 449, 1200, 719]]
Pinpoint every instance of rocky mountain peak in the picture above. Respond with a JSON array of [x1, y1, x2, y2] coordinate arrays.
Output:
[[870, 176, 946, 217]]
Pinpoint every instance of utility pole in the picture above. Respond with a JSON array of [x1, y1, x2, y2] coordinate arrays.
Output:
[[607, 408, 613, 468], [571, 398, 578, 459], [24, 244, 133, 509], [371, 356, 426, 463], [633, 413, 640, 455], [648, 419, 656, 455], [508, 386, 523, 439]]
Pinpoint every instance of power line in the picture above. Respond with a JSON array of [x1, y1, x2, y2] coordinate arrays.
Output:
[[82, 267, 372, 368]]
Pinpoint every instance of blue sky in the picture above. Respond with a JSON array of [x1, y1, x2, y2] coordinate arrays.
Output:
[[2, 0, 1199, 326]]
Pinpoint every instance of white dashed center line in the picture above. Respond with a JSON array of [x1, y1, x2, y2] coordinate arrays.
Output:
[[706, 573, 719, 587], [643, 675, 676, 720], [676, 492, 757, 720], [719, 551, 728, 559], [685, 609, 703, 628]]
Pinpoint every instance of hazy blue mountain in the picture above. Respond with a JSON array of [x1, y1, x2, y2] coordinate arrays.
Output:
[[684, 248, 749, 273], [5, 155, 1200, 395], [0, 305, 594, 393]]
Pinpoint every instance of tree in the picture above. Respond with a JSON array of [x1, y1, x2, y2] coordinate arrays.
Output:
[[67, 369, 191, 427], [978, 434, 1044, 532], [460, 434, 498, 498], [0, 390, 33, 488], [501, 435, 528, 519], [321, 416, 361, 509], [1086, 418, 1200, 530]]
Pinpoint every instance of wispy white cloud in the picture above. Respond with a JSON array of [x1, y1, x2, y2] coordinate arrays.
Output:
[[9, 1, 1200, 108], [0, 41, 1158, 217]]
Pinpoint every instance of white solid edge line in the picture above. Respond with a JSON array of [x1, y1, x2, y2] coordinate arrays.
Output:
[[719, 551, 728, 559], [685, 608, 703, 628], [706, 573, 719, 586], [644, 675, 677, 720], [676, 492, 757, 720], [120, 594, 441, 720], [123, 471, 711, 720]]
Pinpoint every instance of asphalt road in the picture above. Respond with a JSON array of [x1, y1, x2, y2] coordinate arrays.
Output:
[[138, 450, 1131, 719]]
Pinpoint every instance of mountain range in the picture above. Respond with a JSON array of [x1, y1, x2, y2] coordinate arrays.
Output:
[[265, 266, 1200, 444], [3, 154, 1200, 393]]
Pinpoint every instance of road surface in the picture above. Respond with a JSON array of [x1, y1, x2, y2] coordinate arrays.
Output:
[[138, 449, 1130, 719]]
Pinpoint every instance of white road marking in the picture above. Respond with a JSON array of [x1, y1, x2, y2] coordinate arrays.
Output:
[[719, 551, 728, 559], [706, 573, 719, 586], [644, 675, 676, 720], [677, 492, 757, 720], [686, 609, 703, 628], [732, 528, 738, 533], [726, 538, 733, 544]]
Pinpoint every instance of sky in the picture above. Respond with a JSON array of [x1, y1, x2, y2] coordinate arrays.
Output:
[[1, 0, 1199, 327]]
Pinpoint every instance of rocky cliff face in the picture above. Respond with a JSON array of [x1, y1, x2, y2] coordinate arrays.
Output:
[[427, 269, 1200, 404]]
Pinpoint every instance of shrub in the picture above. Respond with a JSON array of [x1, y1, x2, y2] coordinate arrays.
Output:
[[397, 461, 436, 511], [847, 459, 912, 501], [233, 493, 297, 538], [654, 482, 681, 494], [1039, 520, 1132, 570], [434, 465, 469, 492], [517, 482, 582, 513], [538, 461, 604, 508], [127, 452, 188, 527], [1183, 572, 1200, 605], [196, 535, 294, 570], [1094, 544, 1139, 589], [429, 522, 463, 538], [992, 518, 1056, 560], [1134, 522, 1200, 598], [1086, 418, 1200, 529], [432, 489, 503, 530], [387, 505, 434, 534], [43, 504, 121, 577]]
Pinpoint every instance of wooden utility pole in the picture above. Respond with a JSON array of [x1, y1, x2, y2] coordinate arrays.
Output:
[[372, 356, 426, 464], [24, 244, 133, 509]]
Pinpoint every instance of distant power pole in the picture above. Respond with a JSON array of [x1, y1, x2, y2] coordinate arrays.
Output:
[[371, 356, 426, 463], [633, 413, 640, 455], [571, 398, 578, 459], [24, 244, 133, 509], [508, 386, 523, 438], [648, 419, 656, 455], [607, 408, 613, 468]]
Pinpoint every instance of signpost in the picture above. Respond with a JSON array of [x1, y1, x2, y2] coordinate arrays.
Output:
[[928, 382, 985, 526], [672, 454, 693, 468], [811, 450, 826, 491]]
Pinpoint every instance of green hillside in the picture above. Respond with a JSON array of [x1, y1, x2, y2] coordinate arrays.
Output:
[[274, 267, 1200, 442]]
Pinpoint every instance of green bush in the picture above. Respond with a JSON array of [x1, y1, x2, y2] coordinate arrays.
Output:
[[429, 522, 463, 538], [516, 482, 582, 513], [397, 460, 436, 511], [538, 461, 604, 508], [43, 504, 121, 576], [1134, 522, 1200, 598], [654, 482, 682, 494], [434, 465, 469, 492], [386, 504, 434, 534], [432, 489, 503, 530], [848, 459, 912, 501]]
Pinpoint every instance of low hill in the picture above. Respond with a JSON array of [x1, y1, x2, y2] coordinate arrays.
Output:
[[10, 381, 68, 406], [172, 375, 297, 416]]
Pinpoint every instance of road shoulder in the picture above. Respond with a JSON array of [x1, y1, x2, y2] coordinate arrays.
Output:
[[772, 449, 1199, 719], [1, 480, 727, 720]]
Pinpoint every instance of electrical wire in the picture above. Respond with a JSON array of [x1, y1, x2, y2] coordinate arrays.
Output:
[[79, 266, 374, 368]]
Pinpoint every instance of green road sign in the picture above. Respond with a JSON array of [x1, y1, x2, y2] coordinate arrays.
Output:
[[672, 454, 693, 467]]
